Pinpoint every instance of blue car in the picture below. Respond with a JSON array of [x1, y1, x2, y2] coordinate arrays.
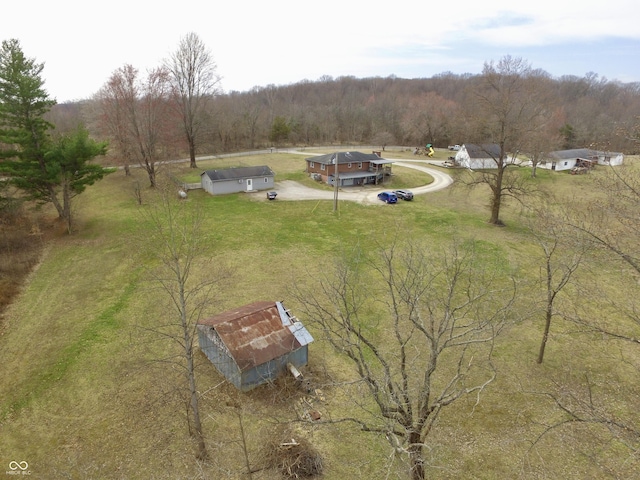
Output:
[[377, 191, 398, 204]]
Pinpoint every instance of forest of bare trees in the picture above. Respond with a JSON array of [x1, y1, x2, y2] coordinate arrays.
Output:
[[49, 58, 640, 161]]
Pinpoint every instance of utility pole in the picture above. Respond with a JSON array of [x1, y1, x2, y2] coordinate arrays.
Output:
[[333, 152, 339, 213]]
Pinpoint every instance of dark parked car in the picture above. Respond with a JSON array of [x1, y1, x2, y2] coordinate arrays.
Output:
[[394, 189, 414, 201], [267, 191, 277, 200], [377, 191, 398, 204]]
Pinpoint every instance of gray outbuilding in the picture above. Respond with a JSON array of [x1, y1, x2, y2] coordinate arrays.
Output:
[[201, 165, 275, 195], [197, 301, 313, 391]]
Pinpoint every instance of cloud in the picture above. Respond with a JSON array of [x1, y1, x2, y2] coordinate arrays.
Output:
[[3, 0, 640, 101]]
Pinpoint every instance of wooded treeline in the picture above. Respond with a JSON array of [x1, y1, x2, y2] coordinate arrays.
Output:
[[52, 69, 640, 159]]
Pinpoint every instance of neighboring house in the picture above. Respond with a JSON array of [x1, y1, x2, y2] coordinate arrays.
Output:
[[454, 144, 516, 170], [305, 151, 394, 186], [201, 166, 275, 195], [197, 301, 313, 391], [538, 149, 624, 172]]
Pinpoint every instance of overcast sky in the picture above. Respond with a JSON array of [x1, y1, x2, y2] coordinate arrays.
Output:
[[5, 1, 640, 103]]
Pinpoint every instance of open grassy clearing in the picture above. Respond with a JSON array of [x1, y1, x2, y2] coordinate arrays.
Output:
[[1, 153, 638, 479]]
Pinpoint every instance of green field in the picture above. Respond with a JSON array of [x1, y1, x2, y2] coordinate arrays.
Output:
[[1, 151, 638, 479]]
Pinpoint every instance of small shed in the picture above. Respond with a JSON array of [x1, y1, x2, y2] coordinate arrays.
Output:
[[197, 301, 313, 391], [201, 165, 275, 195]]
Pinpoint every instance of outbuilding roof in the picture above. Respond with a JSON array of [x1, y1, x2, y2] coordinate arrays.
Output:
[[201, 165, 275, 182], [198, 301, 313, 371], [305, 151, 387, 165], [547, 148, 605, 160], [463, 143, 502, 159]]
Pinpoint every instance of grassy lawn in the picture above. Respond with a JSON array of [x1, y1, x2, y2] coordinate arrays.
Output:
[[0, 152, 638, 479]]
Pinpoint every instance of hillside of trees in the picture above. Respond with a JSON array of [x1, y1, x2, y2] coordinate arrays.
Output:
[[52, 69, 640, 160]]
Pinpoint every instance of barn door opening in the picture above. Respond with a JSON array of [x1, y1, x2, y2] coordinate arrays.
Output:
[[246, 178, 253, 191]]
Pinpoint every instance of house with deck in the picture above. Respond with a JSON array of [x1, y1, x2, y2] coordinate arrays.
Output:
[[305, 151, 394, 186]]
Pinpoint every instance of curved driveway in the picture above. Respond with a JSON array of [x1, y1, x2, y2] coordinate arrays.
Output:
[[270, 158, 453, 205]]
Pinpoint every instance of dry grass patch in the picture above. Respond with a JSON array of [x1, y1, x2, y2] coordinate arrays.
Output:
[[2, 151, 639, 479]]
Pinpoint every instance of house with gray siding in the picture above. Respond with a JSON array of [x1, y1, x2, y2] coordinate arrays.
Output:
[[201, 165, 275, 195], [197, 301, 313, 391]]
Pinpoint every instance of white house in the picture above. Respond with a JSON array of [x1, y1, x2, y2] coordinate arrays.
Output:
[[454, 144, 517, 170], [538, 149, 624, 171]]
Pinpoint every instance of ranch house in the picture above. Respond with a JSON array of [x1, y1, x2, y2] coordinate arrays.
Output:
[[537, 148, 624, 172], [201, 165, 275, 195], [305, 151, 394, 186]]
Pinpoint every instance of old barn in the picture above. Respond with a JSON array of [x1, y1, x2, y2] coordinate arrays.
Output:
[[197, 301, 313, 391]]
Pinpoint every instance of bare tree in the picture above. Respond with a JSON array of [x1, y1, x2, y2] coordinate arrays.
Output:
[[522, 108, 565, 178], [166, 32, 221, 169], [560, 158, 640, 351], [98, 65, 175, 187], [527, 372, 640, 479], [525, 206, 589, 363], [294, 239, 515, 480], [463, 56, 556, 225], [402, 91, 459, 148], [140, 184, 230, 459], [95, 82, 135, 176], [528, 144, 640, 474]]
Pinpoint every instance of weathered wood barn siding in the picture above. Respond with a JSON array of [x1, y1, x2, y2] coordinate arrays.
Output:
[[197, 326, 241, 388]]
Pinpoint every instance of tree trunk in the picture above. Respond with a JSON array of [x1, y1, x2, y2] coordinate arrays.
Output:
[[181, 285, 206, 459], [62, 178, 72, 234], [48, 184, 65, 219], [237, 409, 253, 479], [537, 299, 553, 364], [489, 166, 505, 226], [488, 187, 503, 226], [145, 161, 157, 188], [187, 349, 207, 459], [408, 431, 425, 480], [188, 136, 197, 169]]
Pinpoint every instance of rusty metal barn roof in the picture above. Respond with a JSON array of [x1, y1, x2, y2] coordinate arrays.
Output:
[[198, 301, 312, 371]]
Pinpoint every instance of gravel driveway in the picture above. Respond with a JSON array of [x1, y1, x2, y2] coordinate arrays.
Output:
[[257, 159, 453, 205]]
